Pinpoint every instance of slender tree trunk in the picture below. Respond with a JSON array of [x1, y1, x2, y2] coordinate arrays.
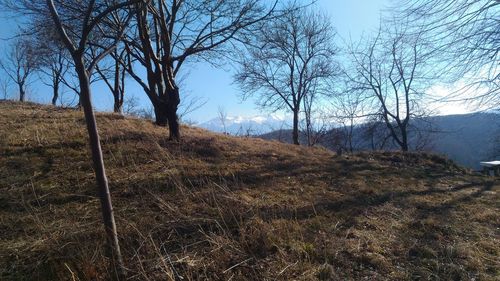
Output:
[[52, 80, 59, 106], [153, 99, 169, 125], [348, 120, 354, 153], [113, 91, 123, 114], [113, 57, 123, 114], [401, 143, 409, 152], [19, 84, 25, 102], [167, 87, 180, 140], [153, 102, 179, 134], [52, 90, 58, 106], [167, 105, 180, 140], [305, 112, 312, 146], [292, 109, 299, 145], [74, 57, 125, 279], [401, 127, 409, 152], [152, 88, 181, 140]]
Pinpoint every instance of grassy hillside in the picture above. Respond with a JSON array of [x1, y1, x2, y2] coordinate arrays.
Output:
[[0, 101, 498, 280]]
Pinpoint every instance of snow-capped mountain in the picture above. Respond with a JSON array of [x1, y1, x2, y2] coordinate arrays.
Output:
[[196, 114, 291, 135]]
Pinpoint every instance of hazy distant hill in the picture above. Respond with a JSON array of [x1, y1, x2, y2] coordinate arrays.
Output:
[[423, 113, 499, 168], [259, 112, 500, 169]]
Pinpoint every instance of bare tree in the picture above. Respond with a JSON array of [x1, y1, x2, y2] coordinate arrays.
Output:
[[302, 82, 331, 146], [35, 46, 70, 106], [25, 17, 71, 106], [396, 0, 499, 109], [46, 1, 138, 277], [119, 0, 276, 141], [217, 106, 228, 134], [2, 0, 143, 278], [123, 93, 140, 115], [360, 116, 391, 151], [46, 1, 137, 278], [329, 88, 368, 152], [46, 49, 68, 106], [45, 1, 139, 277], [91, 9, 136, 114], [302, 101, 330, 147], [0, 39, 38, 102], [95, 47, 128, 113], [235, 6, 337, 145], [346, 23, 434, 151]]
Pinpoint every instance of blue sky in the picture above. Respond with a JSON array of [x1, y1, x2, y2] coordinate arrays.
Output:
[[179, 0, 393, 122], [2, 0, 470, 123]]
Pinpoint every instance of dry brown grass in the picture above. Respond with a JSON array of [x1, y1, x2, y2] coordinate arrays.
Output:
[[0, 101, 498, 280]]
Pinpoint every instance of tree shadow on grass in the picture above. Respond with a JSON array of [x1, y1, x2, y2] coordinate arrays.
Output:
[[256, 180, 496, 222], [391, 180, 497, 280]]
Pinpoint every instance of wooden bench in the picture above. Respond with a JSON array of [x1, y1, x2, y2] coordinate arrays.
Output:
[[480, 161, 500, 176]]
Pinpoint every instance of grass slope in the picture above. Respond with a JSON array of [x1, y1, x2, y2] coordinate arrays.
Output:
[[0, 101, 498, 280]]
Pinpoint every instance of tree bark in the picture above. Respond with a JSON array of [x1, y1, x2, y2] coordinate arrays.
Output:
[[153, 103, 169, 125], [113, 56, 123, 114], [167, 87, 180, 140], [19, 84, 25, 102], [51, 89, 58, 106], [152, 98, 181, 141], [52, 80, 59, 106], [292, 109, 299, 145], [348, 121, 354, 153], [74, 57, 125, 279], [113, 91, 123, 114], [167, 104, 180, 140], [152, 87, 181, 140], [401, 126, 409, 152]]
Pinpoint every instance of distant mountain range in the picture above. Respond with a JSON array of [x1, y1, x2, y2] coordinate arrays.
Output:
[[419, 113, 499, 169], [197, 114, 291, 135], [197, 112, 500, 169]]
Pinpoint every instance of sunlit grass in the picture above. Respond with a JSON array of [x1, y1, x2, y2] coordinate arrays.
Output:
[[0, 101, 498, 280]]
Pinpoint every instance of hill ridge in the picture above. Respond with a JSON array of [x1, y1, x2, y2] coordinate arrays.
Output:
[[0, 101, 498, 280]]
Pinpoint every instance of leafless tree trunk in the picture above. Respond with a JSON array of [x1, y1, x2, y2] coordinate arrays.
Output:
[[51, 67, 63, 105], [235, 5, 337, 145], [43, 0, 141, 278], [217, 106, 228, 134], [121, 0, 276, 141], [292, 109, 300, 145], [330, 87, 368, 152], [96, 47, 127, 114], [72, 57, 124, 272], [346, 23, 434, 152], [302, 83, 318, 146], [39, 49, 68, 106], [0, 39, 37, 102], [302, 94, 329, 147], [360, 116, 391, 151], [27, 17, 70, 106], [60, 67, 104, 109]]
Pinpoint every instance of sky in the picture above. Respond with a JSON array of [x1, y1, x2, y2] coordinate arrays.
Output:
[[0, 0, 474, 123], [179, 0, 396, 122]]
